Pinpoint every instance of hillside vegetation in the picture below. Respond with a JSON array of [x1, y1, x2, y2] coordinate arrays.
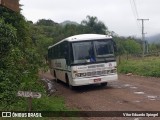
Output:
[[0, 7, 67, 111]]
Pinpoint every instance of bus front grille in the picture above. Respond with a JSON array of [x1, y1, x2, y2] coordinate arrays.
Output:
[[88, 64, 105, 69], [75, 69, 116, 78], [86, 70, 107, 76], [89, 69, 116, 76]]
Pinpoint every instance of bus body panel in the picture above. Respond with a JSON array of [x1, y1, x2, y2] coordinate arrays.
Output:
[[71, 74, 118, 86], [69, 62, 117, 86], [48, 34, 118, 87], [50, 58, 70, 83]]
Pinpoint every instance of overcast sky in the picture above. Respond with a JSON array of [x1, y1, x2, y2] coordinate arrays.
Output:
[[20, 0, 160, 37]]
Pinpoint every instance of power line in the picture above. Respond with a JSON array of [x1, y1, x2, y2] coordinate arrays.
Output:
[[130, 0, 141, 33], [132, 0, 139, 18], [130, 0, 150, 56], [130, 0, 137, 20]]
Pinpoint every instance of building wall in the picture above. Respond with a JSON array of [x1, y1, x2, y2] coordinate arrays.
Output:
[[0, 0, 19, 12]]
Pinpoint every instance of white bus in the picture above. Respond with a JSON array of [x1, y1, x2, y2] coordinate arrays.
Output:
[[48, 34, 118, 88]]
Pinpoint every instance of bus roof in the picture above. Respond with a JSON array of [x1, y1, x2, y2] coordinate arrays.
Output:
[[48, 34, 112, 49], [66, 34, 112, 41]]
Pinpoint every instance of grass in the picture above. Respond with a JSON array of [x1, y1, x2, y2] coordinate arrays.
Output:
[[1, 95, 79, 120], [118, 56, 160, 77], [0, 95, 68, 111], [1, 69, 79, 119]]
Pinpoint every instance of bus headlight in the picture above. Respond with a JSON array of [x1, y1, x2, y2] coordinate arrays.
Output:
[[73, 70, 78, 73], [75, 73, 87, 77], [75, 73, 81, 77], [110, 69, 117, 73]]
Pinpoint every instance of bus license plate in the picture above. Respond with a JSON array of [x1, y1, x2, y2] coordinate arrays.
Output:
[[94, 78, 101, 82]]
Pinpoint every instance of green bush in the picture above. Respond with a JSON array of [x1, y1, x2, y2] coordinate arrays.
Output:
[[0, 7, 44, 109], [1, 95, 67, 111], [118, 57, 160, 77], [0, 7, 69, 113]]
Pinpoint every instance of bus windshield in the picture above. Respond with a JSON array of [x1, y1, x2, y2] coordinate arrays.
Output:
[[72, 39, 114, 64], [94, 40, 114, 57]]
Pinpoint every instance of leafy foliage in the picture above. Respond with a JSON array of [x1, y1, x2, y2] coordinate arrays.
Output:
[[114, 37, 142, 55], [0, 19, 19, 107], [0, 19, 17, 57], [149, 43, 160, 52], [81, 15, 108, 34], [36, 19, 58, 26], [0, 6, 44, 109], [118, 57, 160, 77]]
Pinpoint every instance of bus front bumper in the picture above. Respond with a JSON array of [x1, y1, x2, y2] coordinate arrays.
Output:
[[71, 74, 118, 86]]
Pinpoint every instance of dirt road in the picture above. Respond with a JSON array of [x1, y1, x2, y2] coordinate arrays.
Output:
[[41, 72, 160, 120]]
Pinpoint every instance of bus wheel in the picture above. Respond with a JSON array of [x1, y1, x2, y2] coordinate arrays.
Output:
[[54, 71, 59, 83], [66, 74, 74, 90], [101, 82, 107, 87], [69, 84, 74, 90]]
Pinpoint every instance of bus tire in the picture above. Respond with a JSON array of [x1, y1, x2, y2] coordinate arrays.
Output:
[[65, 74, 74, 90], [54, 71, 59, 83], [69, 85, 75, 90], [101, 82, 107, 87]]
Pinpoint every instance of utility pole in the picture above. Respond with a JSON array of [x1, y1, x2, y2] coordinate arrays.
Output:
[[137, 19, 149, 58]]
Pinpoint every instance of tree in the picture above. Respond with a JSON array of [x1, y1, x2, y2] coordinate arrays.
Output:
[[81, 15, 108, 34], [36, 19, 58, 26], [124, 38, 141, 54], [149, 43, 160, 52], [0, 6, 43, 109], [114, 36, 142, 63], [0, 18, 22, 107]]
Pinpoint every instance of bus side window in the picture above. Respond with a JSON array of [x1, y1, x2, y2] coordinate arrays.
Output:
[[64, 42, 71, 65], [51, 47, 54, 59], [69, 43, 73, 64], [64, 45, 68, 58]]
